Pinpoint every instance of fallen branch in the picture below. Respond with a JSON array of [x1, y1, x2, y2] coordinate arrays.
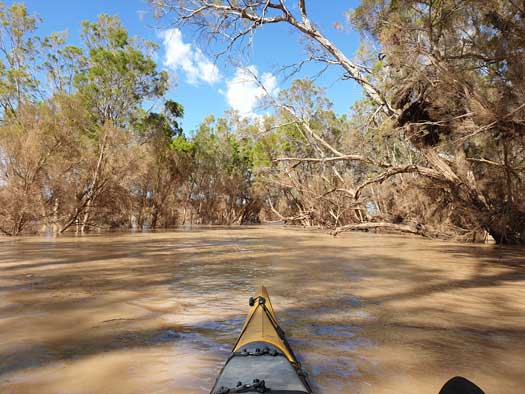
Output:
[[266, 197, 313, 223], [331, 221, 425, 236], [274, 154, 390, 167]]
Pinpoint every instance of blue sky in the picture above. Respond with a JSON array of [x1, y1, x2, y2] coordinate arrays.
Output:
[[16, 0, 364, 132]]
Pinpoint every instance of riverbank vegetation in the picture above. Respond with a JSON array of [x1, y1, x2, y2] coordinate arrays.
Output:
[[0, 2, 523, 244]]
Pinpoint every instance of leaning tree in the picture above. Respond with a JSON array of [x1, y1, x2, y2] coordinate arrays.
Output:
[[151, 0, 525, 244]]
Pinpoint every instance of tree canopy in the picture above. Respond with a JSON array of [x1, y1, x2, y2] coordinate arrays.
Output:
[[0, 1, 523, 244]]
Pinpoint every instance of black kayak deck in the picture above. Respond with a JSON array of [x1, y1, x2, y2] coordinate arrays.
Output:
[[211, 342, 311, 394]]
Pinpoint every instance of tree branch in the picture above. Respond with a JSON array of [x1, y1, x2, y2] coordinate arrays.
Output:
[[273, 154, 389, 167], [355, 164, 449, 199], [331, 221, 426, 236], [157, 0, 397, 115]]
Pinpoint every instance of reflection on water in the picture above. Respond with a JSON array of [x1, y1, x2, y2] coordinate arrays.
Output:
[[0, 226, 524, 394]]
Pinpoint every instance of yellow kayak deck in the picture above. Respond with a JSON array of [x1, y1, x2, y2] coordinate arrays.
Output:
[[232, 286, 296, 363]]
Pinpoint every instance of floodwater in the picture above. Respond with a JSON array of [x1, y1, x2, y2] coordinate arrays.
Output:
[[0, 226, 524, 394]]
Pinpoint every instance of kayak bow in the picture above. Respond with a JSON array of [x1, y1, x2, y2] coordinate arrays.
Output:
[[210, 286, 314, 394]]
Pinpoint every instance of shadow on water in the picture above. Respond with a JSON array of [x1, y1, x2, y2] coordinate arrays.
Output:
[[0, 227, 523, 394]]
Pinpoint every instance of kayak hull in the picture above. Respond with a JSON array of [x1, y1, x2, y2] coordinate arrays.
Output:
[[210, 287, 313, 394]]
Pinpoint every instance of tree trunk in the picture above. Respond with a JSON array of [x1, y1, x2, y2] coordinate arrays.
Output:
[[80, 131, 109, 233], [151, 204, 159, 229]]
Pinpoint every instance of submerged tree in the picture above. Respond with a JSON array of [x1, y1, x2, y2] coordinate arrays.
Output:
[[132, 100, 188, 228], [60, 14, 170, 232], [152, 0, 525, 243], [185, 113, 260, 225], [348, 0, 525, 243], [0, 7, 174, 234], [1, 1, 523, 242]]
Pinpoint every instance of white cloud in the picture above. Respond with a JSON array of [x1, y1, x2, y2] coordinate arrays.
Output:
[[160, 28, 220, 85], [225, 66, 278, 118]]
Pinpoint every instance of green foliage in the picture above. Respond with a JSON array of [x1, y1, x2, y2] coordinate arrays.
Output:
[[170, 135, 194, 153], [137, 100, 184, 145], [40, 32, 85, 94], [191, 114, 256, 180], [0, 2, 41, 114], [74, 14, 168, 124]]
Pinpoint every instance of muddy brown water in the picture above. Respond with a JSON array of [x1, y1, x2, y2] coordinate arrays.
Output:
[[0, 226, 524, 394]]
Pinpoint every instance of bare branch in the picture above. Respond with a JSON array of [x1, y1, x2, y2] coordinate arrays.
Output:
[[354, 164, 448, 199], [273, 154, 390, 168], [466, 157, 525, 172], [298, 0, 308, 23], [155, 0, 397, 115], [331, 222, 425, 236]]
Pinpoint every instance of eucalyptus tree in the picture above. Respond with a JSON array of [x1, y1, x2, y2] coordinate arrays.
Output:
[[75, 14, 168, 125], [60, 14, 170, 232], [133, 100, 187, 228], [183, 112, 259, 224], [0, 4, 77, 235], [0, 2, 41, 117], [349, 0, 525, 243], [0, 7, 183, 234]]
